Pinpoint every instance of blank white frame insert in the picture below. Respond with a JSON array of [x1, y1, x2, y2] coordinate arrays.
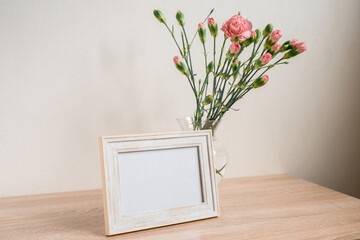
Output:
[[99, 131, 219, 236], [118, 147, 203, 215]]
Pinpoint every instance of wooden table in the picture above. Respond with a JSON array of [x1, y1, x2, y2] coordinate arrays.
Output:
[[1, 175, 359, 239]]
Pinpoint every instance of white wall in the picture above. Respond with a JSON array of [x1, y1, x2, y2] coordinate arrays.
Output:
[[1, 0, 359, 198]]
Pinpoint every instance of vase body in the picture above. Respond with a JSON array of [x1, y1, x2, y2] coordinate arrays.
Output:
[[177, 117, 228, 184]]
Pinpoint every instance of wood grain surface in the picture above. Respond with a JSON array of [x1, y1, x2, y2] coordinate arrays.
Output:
[[0, 174, 359, 239]]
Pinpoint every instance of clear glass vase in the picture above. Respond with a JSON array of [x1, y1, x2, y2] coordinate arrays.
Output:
[[177, 117, 229, 184]]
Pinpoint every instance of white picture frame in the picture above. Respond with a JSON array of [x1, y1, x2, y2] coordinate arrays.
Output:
[[99, 130, 219, 236]]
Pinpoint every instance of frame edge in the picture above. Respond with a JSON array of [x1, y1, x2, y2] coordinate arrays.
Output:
[[98, 136, 111, 235]]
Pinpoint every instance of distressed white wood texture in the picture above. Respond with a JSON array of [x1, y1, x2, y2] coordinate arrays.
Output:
[[99, 131, 219, 235]]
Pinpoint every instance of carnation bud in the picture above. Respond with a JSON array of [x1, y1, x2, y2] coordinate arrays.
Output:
[[290, 39, 299, 48], [261, 53, 272, 64], [254, 29, 261, 43], [264, 38, 273, 50], [253, 75, 269, 88], [176, 10, 185, 27], [283, 42, 306, 59], [263, 24, 273, 37], [153, 10, 166, 23], [269, 30, 282, 43], [283, 49, 298, 59], [272, 43, 281, 52], [207, 61, 214, 73], [207, 18, 218, 37], [251, 31, 257, 39], [198, 22, 206, 44], [255, 53, 272, 68], [232, 62, 239, 79], [229, 42, 241, 54], [202, 95, 213, 105], [269, 42, 281, 55], [283, 40, 291, 45], [280, 40, 291, 52], [264, 30, 281, 49], [173, 56, 189, 75], [242, 35, 254, 47], [295, 42, 307, 53]]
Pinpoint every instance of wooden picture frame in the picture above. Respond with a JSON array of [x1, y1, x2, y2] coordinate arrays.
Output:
[[99, 131, 219, 236]]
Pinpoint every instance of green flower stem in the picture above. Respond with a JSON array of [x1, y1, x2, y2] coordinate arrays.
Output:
[[202, 43, 208, 74], [164, 24, 195, 88], [211, 41, 268, 120], [207, 56, 228, 118], [230, 87, 251, 106], [213, 59, 230, 97], [180, 32, 186, 57], [243, 37, 265, 73], [240, 42, 257, 69], [221, 58, 285, 119], [163, 22, 203, 127], [198, 43, 209, 108], [164, 23, 183, 56], [189, 9, 214, 47], [212, 38, 228, 95], [213, 37, 216, 68], [224, 65, 242, 99], [202, 72, 210, 97], [179, 32, 197, 87], [215, 37, 228, 74], [190, 9, 215, 129], [230, 39, 264, 93], [240, 44, 268, 86], [216, 57, 232, 91], [210, 58, 233, 119], [164, 23, 197, 94], [258, 58, 284, 78], [217, 87, 252, 121], [247, 58, 284, 86], [219, 52, 247, 105], [226, 78, 239, 97], [216, 88, 248, 120], [205, 36, 216, 111], [208, 37, 227, 118], [256, 61, 287, 70], [181, 26, 194, 77]]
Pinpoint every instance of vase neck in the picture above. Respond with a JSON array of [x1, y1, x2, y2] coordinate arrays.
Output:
[[177, 117, 221, 137]]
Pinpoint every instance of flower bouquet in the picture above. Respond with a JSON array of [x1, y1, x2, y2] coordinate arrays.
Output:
[[153, 9, 306, 131]]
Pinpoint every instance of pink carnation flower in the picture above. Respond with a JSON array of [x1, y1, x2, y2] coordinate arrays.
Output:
[[271, 43, 281, 53], [295, 42, 307, 53], [198, 22, 205, 29], [173, 56, 182, 65], [229, 42, 241, 54], [260, 53, 272, 65], [221, 15, 252, 41], [269, 30, 282, 43], [290, 39, 298, 47], [207, 17, 216, 27], [262, 75, 269, 83]]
